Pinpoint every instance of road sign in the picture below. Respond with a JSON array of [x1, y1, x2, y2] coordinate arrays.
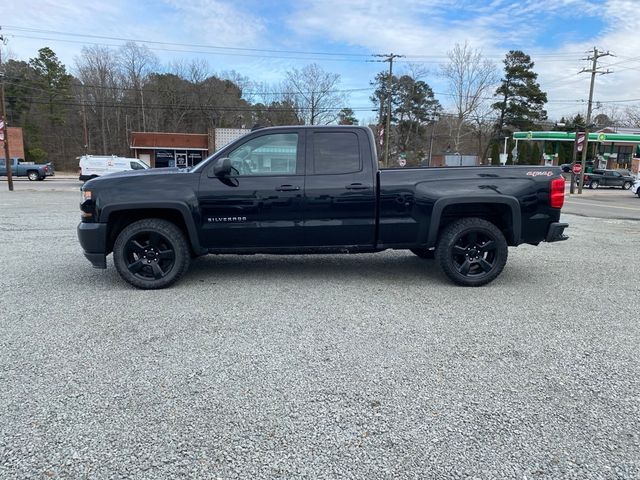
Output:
[[576, 132, 586, 152], [572, 163, 582, 175]]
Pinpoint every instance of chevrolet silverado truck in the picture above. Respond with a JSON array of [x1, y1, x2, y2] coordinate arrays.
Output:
[[580, 169, 636, 190], [78, 126, 568, 289], [0, 157, 55, 180]]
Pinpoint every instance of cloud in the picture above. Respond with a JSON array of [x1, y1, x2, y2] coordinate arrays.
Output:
[[161, 0, 267, 48]]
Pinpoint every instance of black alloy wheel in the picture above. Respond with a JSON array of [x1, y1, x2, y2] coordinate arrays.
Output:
[[113, 219, 190, 289], [623, 181, 632, 190], [590, 180, 599, 189], [435, 218, 508, 287], [125, 232, 175, 281]]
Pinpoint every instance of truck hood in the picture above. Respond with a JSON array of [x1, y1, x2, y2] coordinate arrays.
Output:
[[84, 167, 190, 186]]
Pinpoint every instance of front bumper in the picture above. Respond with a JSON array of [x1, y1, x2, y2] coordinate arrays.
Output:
[[546, 222, 569, 242], [77, 222, 108, 269]]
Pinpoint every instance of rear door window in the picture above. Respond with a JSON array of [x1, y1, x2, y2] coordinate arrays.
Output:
[[312, 132, 361, 175]]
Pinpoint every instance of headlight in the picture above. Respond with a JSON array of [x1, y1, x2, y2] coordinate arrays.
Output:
[[82, 190, 92, 201]]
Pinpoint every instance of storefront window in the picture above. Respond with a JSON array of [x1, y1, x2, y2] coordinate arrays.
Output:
[[155, 150, 175, 168]]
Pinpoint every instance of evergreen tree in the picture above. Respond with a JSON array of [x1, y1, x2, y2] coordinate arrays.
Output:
[[490, 142, 501, 165], [337, 108, 358, 125], [518, 142, 530, 164], [530, 143, 541, 165], [493, 50, 547, 133], [29, 47, 73, 126]]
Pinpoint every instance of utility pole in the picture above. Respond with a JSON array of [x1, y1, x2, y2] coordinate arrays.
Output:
[[0, 32, 13, 191], [577, 47, 613, 194], [427, 113, 439, 167], [373, 53, 404, 167]]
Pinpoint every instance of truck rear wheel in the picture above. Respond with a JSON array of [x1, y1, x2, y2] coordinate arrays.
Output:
[[113, 219, 191, 289], [435, 218, 508, 287], [27, 171, 39, 181]]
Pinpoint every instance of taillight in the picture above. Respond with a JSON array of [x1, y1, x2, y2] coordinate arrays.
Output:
[[550, 177, 565, 209], [44, 165, 48, 172]]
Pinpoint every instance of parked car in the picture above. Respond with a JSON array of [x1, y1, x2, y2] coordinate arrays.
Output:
[[0, 157, 55, 181], [631, 179, 640, 198], [78, 155, 149, 181], [579, 169, 636, 189], [78, 125, 568, 289]]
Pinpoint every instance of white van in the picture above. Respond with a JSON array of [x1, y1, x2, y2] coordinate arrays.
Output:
[[78, 155, 149, 181]]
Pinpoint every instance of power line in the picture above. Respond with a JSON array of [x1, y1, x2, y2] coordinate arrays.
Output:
[[6, 77, 625, 106], [2, 25, 372, 58], [8, 34, 372, 63]]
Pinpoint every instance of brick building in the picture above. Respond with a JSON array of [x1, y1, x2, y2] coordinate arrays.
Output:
[[130, 128, 249, 168], [0, 127, 26, 159]]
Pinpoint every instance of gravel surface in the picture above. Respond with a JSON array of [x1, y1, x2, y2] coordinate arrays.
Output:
[[1, 190, 639, 479]]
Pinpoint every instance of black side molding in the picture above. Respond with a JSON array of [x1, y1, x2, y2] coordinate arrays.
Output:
[[546, 222, 569, 242]]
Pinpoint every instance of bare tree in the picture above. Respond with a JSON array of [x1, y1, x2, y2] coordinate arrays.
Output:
[[623, 106, 640, 127], [285, 63, 346, 125], [75, 45, 121, 154], [118, 42, 158, 131], [442, 42, 497, 153]]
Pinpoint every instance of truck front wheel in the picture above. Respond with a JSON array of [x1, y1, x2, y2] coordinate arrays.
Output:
[[113, 219, 191, 289], [435, 218, 508, 287]]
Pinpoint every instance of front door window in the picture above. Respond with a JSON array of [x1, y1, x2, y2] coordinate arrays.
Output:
[[227, 133, 299, 176]]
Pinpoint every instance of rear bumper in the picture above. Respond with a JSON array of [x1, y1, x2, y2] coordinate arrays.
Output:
[[546, 222, 569, 242], [77, 222, 108, 269]]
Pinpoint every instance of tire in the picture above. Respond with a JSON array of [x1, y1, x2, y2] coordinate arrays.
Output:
[[623, 181, 632, 190], [113, 218, 191, 289], [27, 171, 39, 181], [410, 248, 435, 259], [435, 217, 508, 287], [590, 180, 599, 189]]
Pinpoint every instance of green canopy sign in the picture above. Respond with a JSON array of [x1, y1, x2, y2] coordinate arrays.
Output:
[[513, 131, 640, 143]]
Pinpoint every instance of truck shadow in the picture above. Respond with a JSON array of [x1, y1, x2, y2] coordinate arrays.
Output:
[[182, 252, 532, 288], [186, 252, 440, 283]]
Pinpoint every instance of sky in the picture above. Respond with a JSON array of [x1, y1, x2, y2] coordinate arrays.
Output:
[[2, 0, 640, 124]]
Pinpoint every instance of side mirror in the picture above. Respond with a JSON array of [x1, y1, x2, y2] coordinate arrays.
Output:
[[212, 157, 232, 178]]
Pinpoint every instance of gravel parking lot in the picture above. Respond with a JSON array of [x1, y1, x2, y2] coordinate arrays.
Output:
[[1, 189, 639, 479]]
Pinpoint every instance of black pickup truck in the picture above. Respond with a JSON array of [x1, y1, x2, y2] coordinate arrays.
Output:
[[78, 126, 568, 289]]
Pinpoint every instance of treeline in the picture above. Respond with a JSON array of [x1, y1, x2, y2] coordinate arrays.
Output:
[[4, 44, 312, 169], [8, 41, 635, 171]]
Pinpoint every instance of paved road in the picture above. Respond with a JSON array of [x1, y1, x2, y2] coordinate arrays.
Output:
[[0, 189, 639, 479], [0, 176, 82, 192], [562, 185, 640, 220]]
